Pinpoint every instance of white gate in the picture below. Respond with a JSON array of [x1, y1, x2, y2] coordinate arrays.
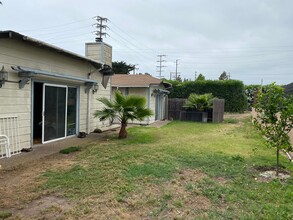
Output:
[[0, 116, 21, 158]]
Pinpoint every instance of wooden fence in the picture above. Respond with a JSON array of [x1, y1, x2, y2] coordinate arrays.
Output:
[[168, 98, 225, 123], [168, 98, 186, 121]]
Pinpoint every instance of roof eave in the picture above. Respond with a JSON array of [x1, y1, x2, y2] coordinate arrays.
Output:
[[0, 30, 104, 70]]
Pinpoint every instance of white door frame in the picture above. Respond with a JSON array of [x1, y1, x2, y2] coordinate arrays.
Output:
[[42, 83, 68, 144]]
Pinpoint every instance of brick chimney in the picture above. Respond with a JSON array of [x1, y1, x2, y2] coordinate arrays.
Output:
[[85, 42, 112, 67]]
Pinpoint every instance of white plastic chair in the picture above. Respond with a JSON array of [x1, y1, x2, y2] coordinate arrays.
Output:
[[0, 135, 11, 158]]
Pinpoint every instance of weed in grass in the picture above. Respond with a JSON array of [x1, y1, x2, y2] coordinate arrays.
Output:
[[224, 118, 239, 124], [59, 146, 80, 154], [126, 162, 176, 180], [0, 211, 12, 219], [231, 154, 245, 162], [163, 193, 172, 200], [173, 200, 183, 208]]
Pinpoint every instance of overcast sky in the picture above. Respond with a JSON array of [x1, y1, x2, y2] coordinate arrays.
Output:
[[1, 0, 292, 85]]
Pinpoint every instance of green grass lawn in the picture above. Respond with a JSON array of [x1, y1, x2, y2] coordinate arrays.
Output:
[[42, 116, 293, 219]]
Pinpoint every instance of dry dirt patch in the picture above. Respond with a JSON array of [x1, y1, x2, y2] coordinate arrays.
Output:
[[10, 195, 73, 220], [1, 156, 214, 219], [78, 169, 211, 219], [0, 153, 77, 219]]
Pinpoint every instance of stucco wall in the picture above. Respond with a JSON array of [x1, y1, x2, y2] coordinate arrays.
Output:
[[0, 38, 111, 150], [111, 85, 167, 125]]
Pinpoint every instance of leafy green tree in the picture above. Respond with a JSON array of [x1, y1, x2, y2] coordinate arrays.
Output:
[[219, 71, 229, 80], [196, 73, 205, 81], [112, 61, 135, 74], [94, 91, 153, 139], [253, 83, 293, 176]]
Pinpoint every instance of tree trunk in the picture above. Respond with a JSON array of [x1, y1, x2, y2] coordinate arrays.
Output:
[[276, 148, 280, 176], [119, 123, 127, 139]]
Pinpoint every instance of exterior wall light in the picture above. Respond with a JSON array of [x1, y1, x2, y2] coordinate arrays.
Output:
[[92, 84, 99, 94], [0, 66, 8, 88]]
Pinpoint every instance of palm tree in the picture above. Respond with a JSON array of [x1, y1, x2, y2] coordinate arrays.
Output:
[[94, 91, 153, 139]]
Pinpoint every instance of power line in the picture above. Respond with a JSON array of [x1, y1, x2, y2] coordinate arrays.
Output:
[[19, 17, 92, 33]]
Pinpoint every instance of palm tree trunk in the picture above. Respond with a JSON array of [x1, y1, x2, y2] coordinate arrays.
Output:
[[276, 148, 280, 176], [119, 123, 127, 139]]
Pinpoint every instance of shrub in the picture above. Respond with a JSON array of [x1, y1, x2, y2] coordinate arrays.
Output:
[[166, 80, 247, 112], [60, 146, 80, 154], [184, 93, 214, 111]]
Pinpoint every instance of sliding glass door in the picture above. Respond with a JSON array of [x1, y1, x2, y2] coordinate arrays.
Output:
[[42, 84, 77, 143]]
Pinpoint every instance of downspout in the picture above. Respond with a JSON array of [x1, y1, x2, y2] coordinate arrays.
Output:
[[87, 69, 92, 134], [86, 91, 90, 134], [147, 87, 151, 124]]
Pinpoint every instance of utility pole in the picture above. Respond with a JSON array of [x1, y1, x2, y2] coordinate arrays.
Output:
[[170, 59, 180, 80], [94, 16, 109, 42], [156, 55, 167, 78], [175, 59, 180, 80]]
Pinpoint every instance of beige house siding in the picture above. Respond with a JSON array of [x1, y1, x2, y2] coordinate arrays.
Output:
[[111, 84, 167, 125], [0, 81, 31, 149], [0, 37, 111, 151]]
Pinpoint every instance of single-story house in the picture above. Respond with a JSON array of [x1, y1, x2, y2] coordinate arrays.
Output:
[[0, 30, 113, 158], [111, 74, 172, 124]]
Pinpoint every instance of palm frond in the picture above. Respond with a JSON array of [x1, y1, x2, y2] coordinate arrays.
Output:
[[97, 97, 114, 108], [94, 91, 153, 125]]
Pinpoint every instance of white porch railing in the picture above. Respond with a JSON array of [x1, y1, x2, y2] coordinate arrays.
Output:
[[0, 116, 21, 158]]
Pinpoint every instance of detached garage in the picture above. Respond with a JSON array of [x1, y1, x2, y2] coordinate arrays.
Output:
[[112, 74, 172, 124]]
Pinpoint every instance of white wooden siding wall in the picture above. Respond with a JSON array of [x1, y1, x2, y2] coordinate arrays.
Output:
[[0, 64, 31, 149], [0, 39, 111, 148]]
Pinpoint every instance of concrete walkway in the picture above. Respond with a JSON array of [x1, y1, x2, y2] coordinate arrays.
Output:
[[0, 121, 170, 171]]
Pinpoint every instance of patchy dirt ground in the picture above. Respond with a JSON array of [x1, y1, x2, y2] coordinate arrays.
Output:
[[0, 152, 78, 219], [0, 152, 215, 220]]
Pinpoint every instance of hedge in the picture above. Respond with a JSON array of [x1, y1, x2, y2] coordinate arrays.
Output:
[[167, 80, 247, 112]]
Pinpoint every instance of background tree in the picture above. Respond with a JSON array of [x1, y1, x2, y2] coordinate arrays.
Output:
[[112, 61, 135, 74], [196, 73, 205, 81], [94, 91, 153, 139], [219, 71, 229, 80], [253, 83, 293, 176]]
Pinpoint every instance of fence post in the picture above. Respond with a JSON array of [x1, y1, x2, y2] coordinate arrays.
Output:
[[213, 99, 225, 123]]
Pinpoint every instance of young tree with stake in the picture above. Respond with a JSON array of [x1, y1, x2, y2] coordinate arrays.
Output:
[[253, 83, 293, 176]]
